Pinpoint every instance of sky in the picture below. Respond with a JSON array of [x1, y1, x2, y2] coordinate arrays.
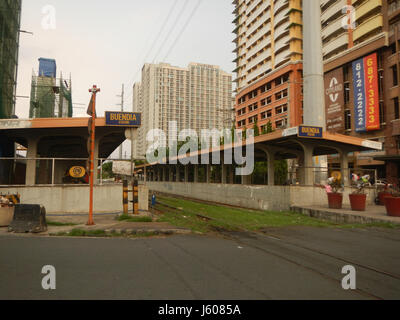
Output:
[[15, 0, 237, 119]]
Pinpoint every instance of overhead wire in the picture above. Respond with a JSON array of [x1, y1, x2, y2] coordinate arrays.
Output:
[[151, 0, 190, 63], [163, 0, 202, 62], [124, 0, 182, 101]]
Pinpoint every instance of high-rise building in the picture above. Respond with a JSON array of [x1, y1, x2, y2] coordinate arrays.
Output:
[[320, 0, 399, 182], [0, 0, 22, 119], [29, 58, 73, 119], [133, 62, 232, 158], [232, 0, 400, 182], [233, 0, 304, 132]]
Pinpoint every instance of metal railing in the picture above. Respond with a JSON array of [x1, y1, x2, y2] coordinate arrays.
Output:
[[0, 157, 126, 186]]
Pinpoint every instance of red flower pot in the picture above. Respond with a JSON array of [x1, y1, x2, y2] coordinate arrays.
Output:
[[378, 192, 391, 206], [384, 197, 400, 217], [349, 194, 367, 211], [327, 193, 343, 209]]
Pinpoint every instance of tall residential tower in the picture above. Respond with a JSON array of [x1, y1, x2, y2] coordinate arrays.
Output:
[[133, 62, 232, 158], [233, 0, 304, 132]]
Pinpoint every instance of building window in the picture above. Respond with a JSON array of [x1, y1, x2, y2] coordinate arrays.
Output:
[[395, 97, 400, 120], [248, 102, 258, 112], [261, 110, 272, 119], [379, 101, 385, 125], [275, 74, 289, 86], [344, 82, 350, 105], [248, 90, 258, 100], [275, 104, 288, 114], [261, 96, 272, 106], [248, 115, 258, 124], [392, 65, 398, 87], [275, 89, 288, 100], [345, 110, 351, 131], [275, 118, 287, 129]]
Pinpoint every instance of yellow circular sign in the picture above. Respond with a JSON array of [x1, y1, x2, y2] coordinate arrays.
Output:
[[331, 171, 342, 181], [69, 166, 86, 178]]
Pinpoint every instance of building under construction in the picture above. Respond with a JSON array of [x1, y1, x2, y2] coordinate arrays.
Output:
[[29, 58, 73, 119], [0, 0, 22, 119]]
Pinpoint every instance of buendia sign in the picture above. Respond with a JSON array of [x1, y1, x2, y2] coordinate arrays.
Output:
[[105, 112, 141, 127], [298, 125, 323, 138]]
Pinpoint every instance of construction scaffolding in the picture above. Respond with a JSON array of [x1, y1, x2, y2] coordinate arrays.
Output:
[[0, 0, 22, 119], [29, 72, 73, 118]]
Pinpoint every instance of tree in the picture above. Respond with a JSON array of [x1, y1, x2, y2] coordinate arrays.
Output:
[[274, 160, 288, 185], [253, 119, 260, 137], [266, 120, 273, 133], [102, 162, 114, 179]]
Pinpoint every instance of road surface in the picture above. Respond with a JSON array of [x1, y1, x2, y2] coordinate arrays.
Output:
[[0, 226, 399, 299]]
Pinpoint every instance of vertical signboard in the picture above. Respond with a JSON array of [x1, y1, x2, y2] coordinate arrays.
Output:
[[325, 68, 344, 132], [352, 53, 380, 132], [352, 58, 367, 132], [364, 53, 380, 131]]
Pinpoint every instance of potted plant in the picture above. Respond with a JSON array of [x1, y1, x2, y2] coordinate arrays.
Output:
[[325, 176, 344, 209], [349, 174, 370, 211], [376, 181, 392, 205], [384, 187, 400, 217]]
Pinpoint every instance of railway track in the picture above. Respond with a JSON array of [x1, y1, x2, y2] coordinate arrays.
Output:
[[154, 198, 400, 300]]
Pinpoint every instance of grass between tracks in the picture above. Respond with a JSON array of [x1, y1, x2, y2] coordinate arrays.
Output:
[[155, 196, 400, 234]]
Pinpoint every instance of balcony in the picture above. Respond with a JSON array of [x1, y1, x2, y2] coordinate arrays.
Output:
[[246, 0, 261, 15], [247, 14, 269, 36], [355, 0, 382, 21], [247, 62, 272, 84], [246, 24, 270, 49], [353, 14, 383, 42], [321, 0, 346, 24], [247, 49, 271, 70], [322, 32, 348, 57], [322, 16, 345, 40], [247, 40, 269, 59], [246, 0, 269, 27]]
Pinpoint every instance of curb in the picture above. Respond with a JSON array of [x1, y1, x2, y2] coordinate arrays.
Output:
[[291, 206, 400, 225]]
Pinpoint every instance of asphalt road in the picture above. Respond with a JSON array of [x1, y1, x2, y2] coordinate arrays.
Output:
[[0, 226, 399, 300]]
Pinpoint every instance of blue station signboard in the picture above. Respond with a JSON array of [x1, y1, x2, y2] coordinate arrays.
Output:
[[105, 112, 141, 127], [298, 125, 323, 139]]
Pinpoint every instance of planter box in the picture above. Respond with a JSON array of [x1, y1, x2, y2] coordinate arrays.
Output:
[[349, 194, 367, 212], [384, 197, 400, 217], [0, 207, 15, 227], [378, 192, 392, 206], [327, 193, 343, 209]]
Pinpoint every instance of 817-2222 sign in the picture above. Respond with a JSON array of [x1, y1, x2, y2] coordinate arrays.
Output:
[[105, 112, 141, 127]]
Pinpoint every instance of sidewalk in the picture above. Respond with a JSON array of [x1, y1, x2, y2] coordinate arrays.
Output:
[[0, 212, 191, 237], [291, 205, 400, 225]]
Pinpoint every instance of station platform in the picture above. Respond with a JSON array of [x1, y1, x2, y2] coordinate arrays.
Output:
[[291, 205, 400, 225]]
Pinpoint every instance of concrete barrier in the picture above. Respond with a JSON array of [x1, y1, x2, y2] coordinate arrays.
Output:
[[0, 184, 149, 214], [146, 182, 377, 211], [0, 207, 14, 226]]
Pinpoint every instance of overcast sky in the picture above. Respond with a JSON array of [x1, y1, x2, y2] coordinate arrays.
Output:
[[15, 0, 236, 119]]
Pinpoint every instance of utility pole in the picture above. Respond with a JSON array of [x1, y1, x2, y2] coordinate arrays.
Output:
[[117, 84, 124, 159], [303, 1, 326, 129]]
